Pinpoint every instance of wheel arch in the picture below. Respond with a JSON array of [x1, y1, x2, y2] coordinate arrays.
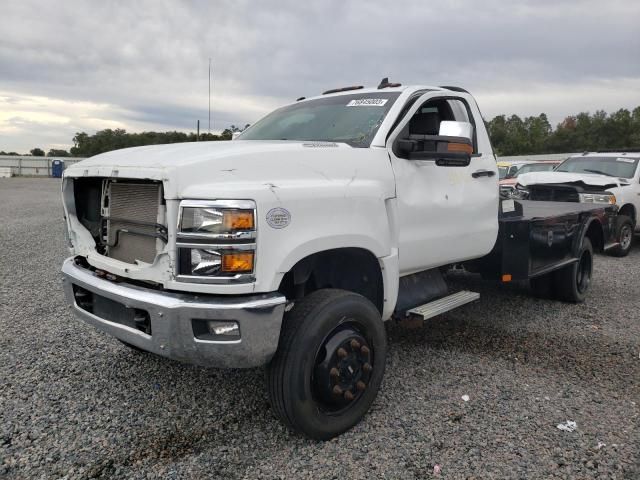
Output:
[[618, 203, 636, 225], [581, 217, 605, 254], [277, 247, 393, 318]]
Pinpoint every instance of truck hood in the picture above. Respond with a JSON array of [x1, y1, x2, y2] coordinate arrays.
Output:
[[64, 140, 394, 200], [517, 171, 628, 189]]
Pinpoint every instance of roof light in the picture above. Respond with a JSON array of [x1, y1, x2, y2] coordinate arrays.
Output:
[[322, 85, 364, 95]]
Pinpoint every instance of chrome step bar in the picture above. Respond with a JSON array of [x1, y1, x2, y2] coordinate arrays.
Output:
[[406, 290, 480, 320]]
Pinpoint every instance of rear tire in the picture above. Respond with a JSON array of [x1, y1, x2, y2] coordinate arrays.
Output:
[[266, 289, 387, 440], [610, 215, 634, 257], [553, 237, 593, 303]]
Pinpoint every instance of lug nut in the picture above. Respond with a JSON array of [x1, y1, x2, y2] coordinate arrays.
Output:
[[332, 385, 343, 396], [350, 339, 361, 350], [361, 345, 370, 355], [337, 347, 348, 359], [329, 367, 340, 378], [362, 362, 372, 373], [356, 381, 366, 391], [344, 390, 355, 401]]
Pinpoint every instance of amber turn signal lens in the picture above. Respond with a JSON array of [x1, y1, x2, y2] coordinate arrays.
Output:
[[447, 142, 474, 155], [221, 252, 254, 273], [223, 210, 254, 230], [502, 274, 512, 283]]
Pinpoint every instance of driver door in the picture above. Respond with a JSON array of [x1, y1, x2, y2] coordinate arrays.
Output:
[[386, 91, 499, 274]]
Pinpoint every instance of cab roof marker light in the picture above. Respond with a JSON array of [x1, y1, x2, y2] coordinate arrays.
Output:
[[322, 85, 364, 95]]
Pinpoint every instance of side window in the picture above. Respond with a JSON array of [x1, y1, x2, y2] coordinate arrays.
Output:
[[392, 95, 478, 161], [402, 97, 476, 153]]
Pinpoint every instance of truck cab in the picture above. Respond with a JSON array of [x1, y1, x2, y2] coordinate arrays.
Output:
[[61, 83, 607, 440]]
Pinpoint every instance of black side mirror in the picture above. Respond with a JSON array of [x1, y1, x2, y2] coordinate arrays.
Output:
[[396, 139, 417, 155], [403, 135, 472, 166]]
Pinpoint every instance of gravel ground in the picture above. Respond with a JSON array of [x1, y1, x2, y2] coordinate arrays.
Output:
[[1, 177, 638, 479]]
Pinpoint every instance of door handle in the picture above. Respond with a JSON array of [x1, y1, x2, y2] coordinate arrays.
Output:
[[472, 170, 496, 178]]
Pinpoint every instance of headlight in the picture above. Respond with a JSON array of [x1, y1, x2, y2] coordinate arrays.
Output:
[[181, 246, 255, 277], [179, 201, 255, 238], [511, 184, 529, 199], [177, 200, 256, 282], [578, 193, 616, 205]]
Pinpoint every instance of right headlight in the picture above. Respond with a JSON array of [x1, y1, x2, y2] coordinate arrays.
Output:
[[176, 200, 256, 283], [578, 193, 616, 205]]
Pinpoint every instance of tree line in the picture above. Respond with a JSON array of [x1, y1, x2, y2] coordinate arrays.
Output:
[[0, 125, 249, 158], [486, 107, 640, 156], [2, 107, 639, 157]]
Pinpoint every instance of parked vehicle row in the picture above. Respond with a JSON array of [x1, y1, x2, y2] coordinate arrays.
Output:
[[499, 160, 561, 197], [516, 152, 640, 256]]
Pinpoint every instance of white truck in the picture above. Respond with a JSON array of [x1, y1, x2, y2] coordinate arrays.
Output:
[[61, 82, 618, 439], [517, 152, 640, 256]]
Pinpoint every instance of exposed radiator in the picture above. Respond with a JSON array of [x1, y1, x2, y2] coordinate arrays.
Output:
[[106, 182, 163, 264]]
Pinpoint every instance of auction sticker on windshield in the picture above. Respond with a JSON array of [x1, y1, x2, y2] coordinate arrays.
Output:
[[346, 98, 388, 107]]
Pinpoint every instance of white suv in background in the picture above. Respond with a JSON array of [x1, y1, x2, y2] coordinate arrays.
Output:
[[518, 152, 640, 257]]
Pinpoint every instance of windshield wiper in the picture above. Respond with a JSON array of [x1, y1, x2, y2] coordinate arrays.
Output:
[[583, 169, 614, 177]]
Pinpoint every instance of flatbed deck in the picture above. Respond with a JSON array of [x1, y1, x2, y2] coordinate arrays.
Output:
[[473, 199, 618, 281]]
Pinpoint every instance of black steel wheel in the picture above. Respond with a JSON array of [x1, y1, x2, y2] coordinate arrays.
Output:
[[266, 289, 387, 440], [554, 237, 593, 303], [610, 215, 634, 257]]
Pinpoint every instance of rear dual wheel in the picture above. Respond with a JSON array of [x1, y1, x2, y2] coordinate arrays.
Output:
[[530, 237, 593, 303], [266, 289, 387, 440]]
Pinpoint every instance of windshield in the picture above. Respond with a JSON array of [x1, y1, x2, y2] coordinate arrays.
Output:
[[238, 92, 401, 147], [498, 166, 509, 179], [555, 156, 639, 178], [512, 163, 558, 176]]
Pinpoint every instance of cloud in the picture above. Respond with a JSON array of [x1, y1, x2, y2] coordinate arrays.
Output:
[[0, 0, 639, 152]]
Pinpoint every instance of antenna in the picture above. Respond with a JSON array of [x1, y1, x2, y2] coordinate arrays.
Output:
[[208, 58, 211, 133]]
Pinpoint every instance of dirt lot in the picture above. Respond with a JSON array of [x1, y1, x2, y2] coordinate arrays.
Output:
[[1, 178, 638, 479]]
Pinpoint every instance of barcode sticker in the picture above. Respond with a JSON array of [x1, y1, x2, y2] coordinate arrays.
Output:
[[346, 98, 388, 107]]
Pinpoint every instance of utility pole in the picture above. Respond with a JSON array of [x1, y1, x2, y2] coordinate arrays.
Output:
[[197, 120, 200, 141], [208, 58, 212, 133]]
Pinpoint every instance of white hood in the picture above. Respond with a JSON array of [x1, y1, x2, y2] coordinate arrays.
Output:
[[63, 140, 394, 200], [517, 171, 628, 189]]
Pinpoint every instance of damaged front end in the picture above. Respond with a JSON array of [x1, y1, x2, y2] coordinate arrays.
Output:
[[523, 182, 617, 205], [62, 175, 177, 285]]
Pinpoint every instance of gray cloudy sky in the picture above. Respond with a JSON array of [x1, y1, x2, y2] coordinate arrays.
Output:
[[1, 0, 639, 153]]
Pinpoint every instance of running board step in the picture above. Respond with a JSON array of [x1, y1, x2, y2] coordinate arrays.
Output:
[[406, 290, 480, 320]]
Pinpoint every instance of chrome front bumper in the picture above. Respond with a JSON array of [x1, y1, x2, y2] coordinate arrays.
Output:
[[61, 258, 286, 368]]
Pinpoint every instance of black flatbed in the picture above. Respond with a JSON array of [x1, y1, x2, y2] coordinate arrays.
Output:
[[472, 199, 618, 282]]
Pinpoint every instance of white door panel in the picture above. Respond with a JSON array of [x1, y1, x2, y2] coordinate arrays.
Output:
[[387, 92, 499, 274]]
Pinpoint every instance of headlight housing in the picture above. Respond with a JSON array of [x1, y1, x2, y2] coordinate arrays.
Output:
[[176, 200, 256, 283], [578, 192, 616, 205], [511, 184, 529, 200]]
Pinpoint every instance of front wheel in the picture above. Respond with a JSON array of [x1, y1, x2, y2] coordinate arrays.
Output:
[[266, 289, 387, 440], [610, 215, 634, 257]]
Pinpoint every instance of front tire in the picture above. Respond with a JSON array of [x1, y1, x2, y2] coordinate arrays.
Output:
[[266, 289, 387, 440], [553, 237, 593, 303], [610, 215, 634, 257]]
